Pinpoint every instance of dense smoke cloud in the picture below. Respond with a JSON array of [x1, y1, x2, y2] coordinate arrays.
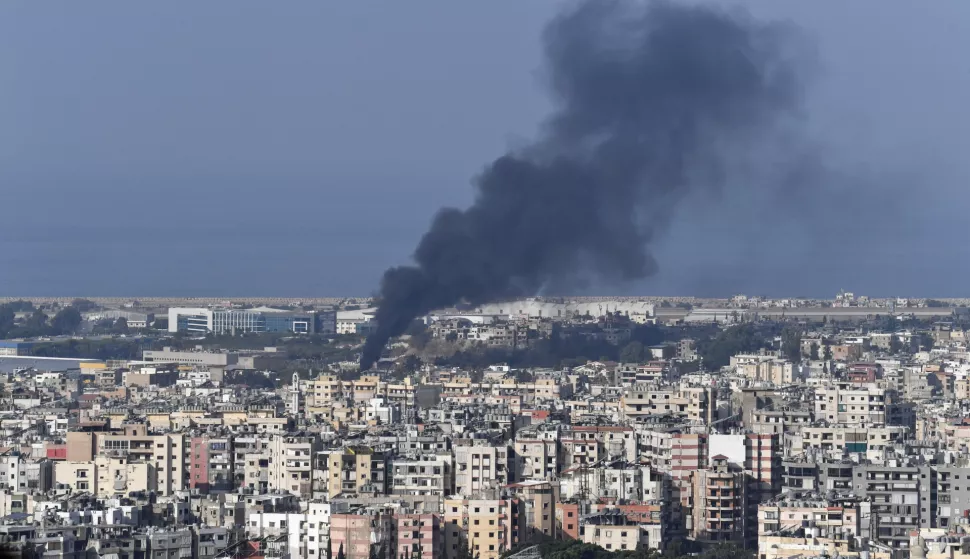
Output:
[[360, 0, 808, 370]]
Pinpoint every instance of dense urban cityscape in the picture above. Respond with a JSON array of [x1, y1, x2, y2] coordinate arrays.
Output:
[[4, 0, 968, 558], [0, 293, 967, 559]]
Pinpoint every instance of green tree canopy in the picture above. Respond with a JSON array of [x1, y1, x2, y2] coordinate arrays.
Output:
[[619, 341, 646, 363], [698, 324, 765, 369], [781, 327, 802, 362], [51, 307, 82, 335]]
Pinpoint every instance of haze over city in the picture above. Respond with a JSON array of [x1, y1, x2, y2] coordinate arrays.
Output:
[[2, 1, 969, 298], [6, 3, 970, 559]]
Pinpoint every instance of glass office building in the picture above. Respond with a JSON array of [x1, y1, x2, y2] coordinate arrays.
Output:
[[169, 307, 317, 334], [211, 310, 315, 334]]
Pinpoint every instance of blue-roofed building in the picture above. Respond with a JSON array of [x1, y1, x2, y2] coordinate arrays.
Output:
[[0, 340, 35, 356]]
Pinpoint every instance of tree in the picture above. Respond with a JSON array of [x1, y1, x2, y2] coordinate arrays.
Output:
[[619, 341, 646, 363], [0, 305, 14, 337], [889, 334, 902, 354], [781, 327, 802, 362], [400, 354, 421, 374], [336, 543, 345, 559], [113, 317, 130, 334], [17, 308, 51, 337], [822, 340, 833, 361], [698, 324, 764, 370], [51, 307, 82, 335], [809, 342, 819, 360], [325, 533, 333, 559], [4, 300, 33, 312]]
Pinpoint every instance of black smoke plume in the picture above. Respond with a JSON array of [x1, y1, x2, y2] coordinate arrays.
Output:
[[360, 0, 806, 370]]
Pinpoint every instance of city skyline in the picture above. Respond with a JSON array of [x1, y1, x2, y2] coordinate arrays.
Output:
[[4, 3, 970, 559]]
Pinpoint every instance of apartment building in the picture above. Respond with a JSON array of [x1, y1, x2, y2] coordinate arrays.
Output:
[[390, 453, 454, 497], [917, 466, 970, 530], [96, 424, 186, 496], [734, 356, 805, 385], [758, 498, 862, 559], [795, 426, 907, 460], [396, 513, 441, 559], [0, 454, 27, 492], [688, 456, 747, 545], [93, 455, 155, 497], [455, 443, 512, 495], [579, 509, 650, 552], [615, 362, 669, 386], [621, 384, 714, 424], [508, 480, 558, 541], [814, 382, 915, 427], [443, 497, 517, 559], [745, 433, 782, 507], [246, 502, 334, 559], [330, 511, 396, 559], [559, 463, 666, 502], [748, 408, 813, 436], [188, 435, 234, 493], [267, 435, 318, 498], [562, 425, 637, 463], [852, 463, 921, 550], [325, 447, 390, 498], [54, 461, 97, 494], [513, 438, 559, 482]]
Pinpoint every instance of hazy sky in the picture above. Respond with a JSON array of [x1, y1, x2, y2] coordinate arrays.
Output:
[[2, 1, 968, 298]]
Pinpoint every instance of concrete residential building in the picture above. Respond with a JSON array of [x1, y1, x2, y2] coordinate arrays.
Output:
[[688, 455, 747, 545], [621, 384, 714, 424], [326, 447, 389, 498], [455, 443, 511, 495], [443, 497, 517, 559], [390, 453, 454, 497], [852, 463, 921, 551]]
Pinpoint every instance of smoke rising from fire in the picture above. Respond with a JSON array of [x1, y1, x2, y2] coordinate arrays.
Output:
[[360, 0, 810, 370]]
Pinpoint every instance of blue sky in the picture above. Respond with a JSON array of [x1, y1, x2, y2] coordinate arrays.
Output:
[[2, 1, 968, 298]]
